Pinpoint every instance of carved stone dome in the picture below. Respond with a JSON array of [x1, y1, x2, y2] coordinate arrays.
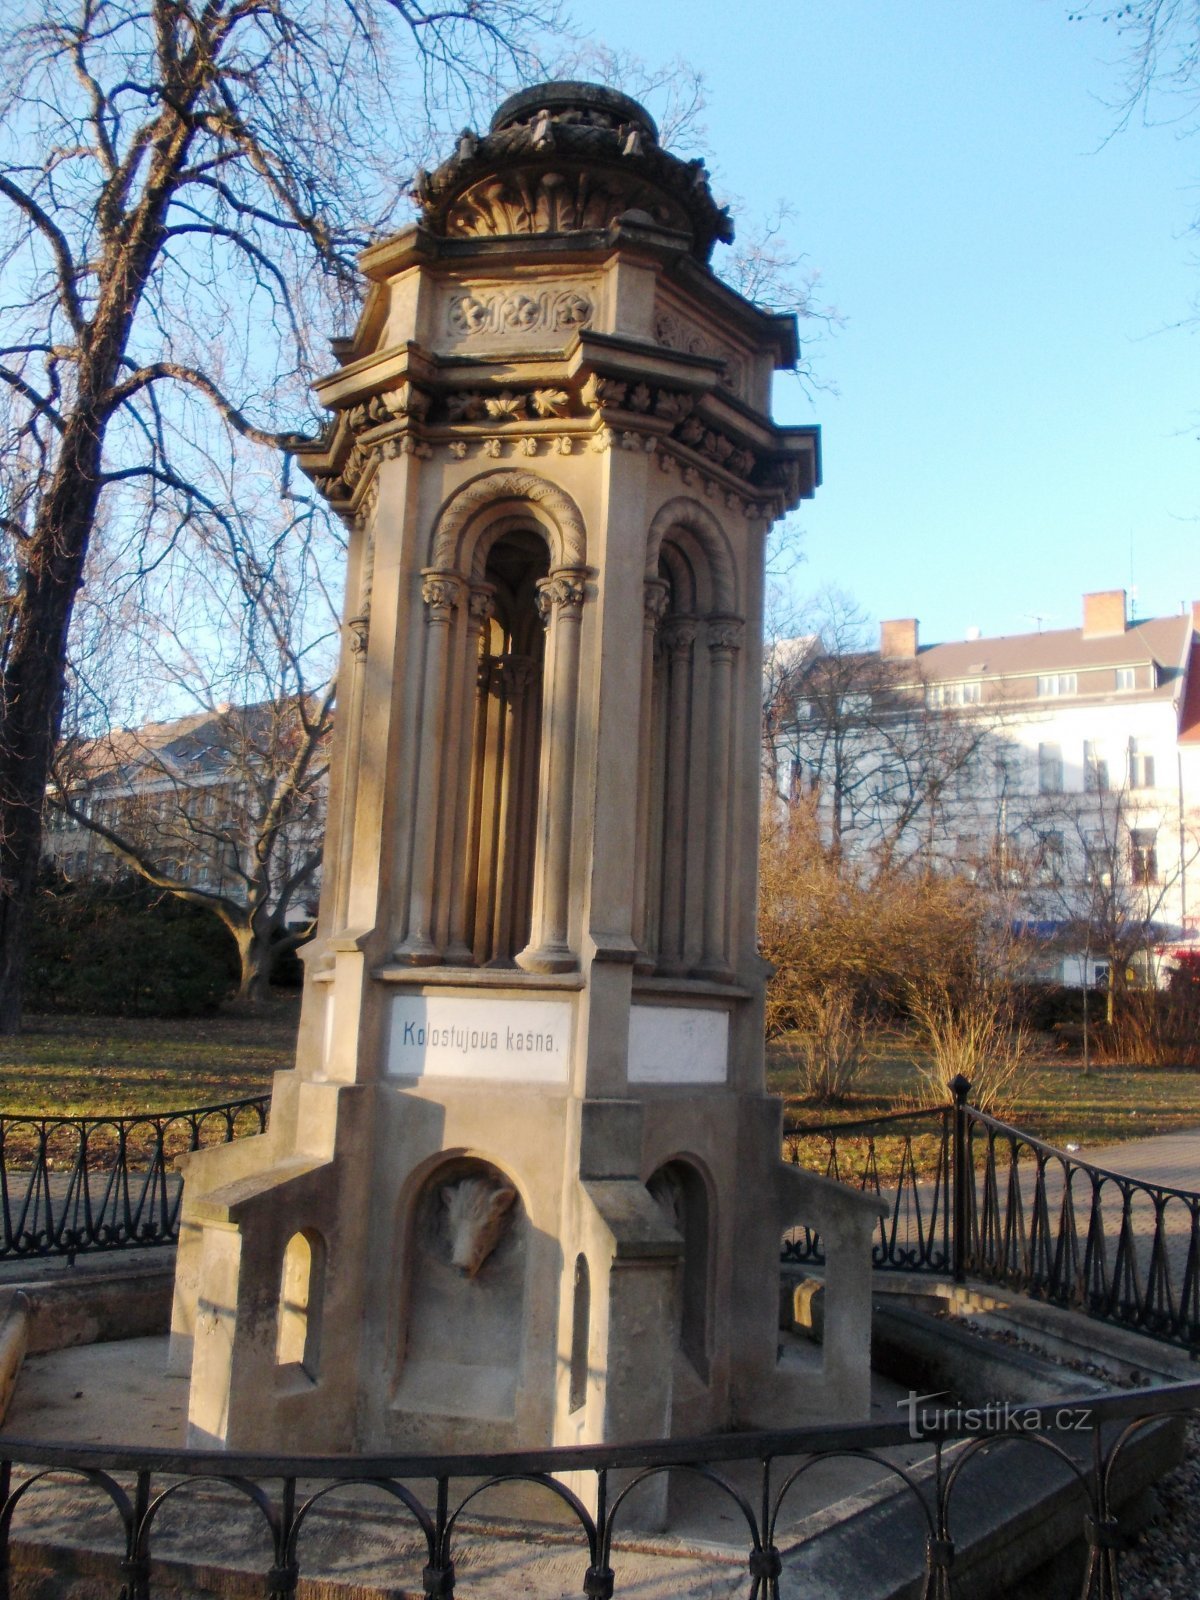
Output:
[[412, 81, 733, 263]]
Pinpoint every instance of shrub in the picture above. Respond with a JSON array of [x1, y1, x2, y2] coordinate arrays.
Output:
[[27, 870, 237, 1017]]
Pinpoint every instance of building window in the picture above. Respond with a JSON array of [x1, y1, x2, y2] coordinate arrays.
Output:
[[1038, 742, 1063, 793], [1128, 739, 1155, 789], [1130, 829, 1158, 885], [1035, 830, 1064, 884], [1116, 666, 1135, 692], [993, 741, 1023, 794], [927, 679, 982, 707], [1037, 673, 1077, 697], [1084, 740, 1108, 793], [1085, 837, 1113, 887]]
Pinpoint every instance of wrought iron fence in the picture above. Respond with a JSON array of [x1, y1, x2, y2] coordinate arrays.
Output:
[[0, 1380, 1193, 1599], [784, 1078, 1200, 1356], [0, 1095, 269, 1262]]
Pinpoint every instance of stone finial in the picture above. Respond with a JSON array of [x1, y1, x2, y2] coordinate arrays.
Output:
[[413, 81, 734, 263]]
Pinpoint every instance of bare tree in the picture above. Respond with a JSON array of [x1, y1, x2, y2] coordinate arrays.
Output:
[[1018, 777, 1200, 1062], [1071, 1, 1200, 314], [765, 589, 997, 868], [49, 469, 338, 999], [0, 0, 562, 1031]]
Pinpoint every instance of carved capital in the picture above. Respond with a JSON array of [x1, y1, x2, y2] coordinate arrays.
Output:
[[662, 616, 698, 657], [707, 615, 744, 655], [535, 567, 588, 625], [643, 579, 671, 628], [468, 584, 496, 627], [421, 569, 465, 622], [347, 615, 370, 656]]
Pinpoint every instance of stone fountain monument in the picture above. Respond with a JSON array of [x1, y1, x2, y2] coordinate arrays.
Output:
[[168, 83, 882, 1457]]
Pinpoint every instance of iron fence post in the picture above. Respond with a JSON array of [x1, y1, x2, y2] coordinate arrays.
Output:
[[951, 1076, 971, 1285]]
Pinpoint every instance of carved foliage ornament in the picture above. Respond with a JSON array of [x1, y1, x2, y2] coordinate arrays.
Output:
[[446, 286, 595, 340], [421, 570, 464, 621], [535, 569, 587, 624]]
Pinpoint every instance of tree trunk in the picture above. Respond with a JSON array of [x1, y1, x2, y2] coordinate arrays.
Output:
[[234, 924, 274, 1004], [0, 418, 108, 1032]]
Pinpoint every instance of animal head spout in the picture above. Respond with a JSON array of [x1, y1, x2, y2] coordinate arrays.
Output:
[[442, 1177, 518, 1277]]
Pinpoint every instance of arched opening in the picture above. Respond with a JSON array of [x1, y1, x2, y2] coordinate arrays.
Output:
[[638, 512, 742, 981], [276, 1228, 326, 1381], [568, 1252, 591, 1414], [395, 1156, 528, 1421], [465, 529, 549, 966], [647, 1160, 711, 1381]]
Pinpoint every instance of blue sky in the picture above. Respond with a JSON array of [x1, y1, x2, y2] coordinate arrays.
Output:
[[565, 1, 1198, 645]]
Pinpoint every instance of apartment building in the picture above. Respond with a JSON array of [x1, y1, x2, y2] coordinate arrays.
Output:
[[42, 701, 329, 923], [784, 590, 1200, 986]]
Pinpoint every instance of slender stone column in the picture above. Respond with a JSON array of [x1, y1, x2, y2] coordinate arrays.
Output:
[[656, 616, 697, 976], [695, 615, 743, 980], [516, 566, 588, 974], [396, 569, 463, 964], [444, 585, 495, 964], [488, 655, 537, 964], [329, 608, 370, 933], [632, 579, 670, 974]]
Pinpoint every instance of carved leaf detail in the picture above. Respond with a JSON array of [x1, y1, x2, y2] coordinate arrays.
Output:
[[531, 388, 570, 418]]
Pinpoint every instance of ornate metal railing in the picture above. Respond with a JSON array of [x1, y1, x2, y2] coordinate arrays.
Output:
[[784, 1077, 1200, 1355], [783, 1103, 954, 1275], [0, 1095, 269, 1262], [0, 1380, 1193, 1599]]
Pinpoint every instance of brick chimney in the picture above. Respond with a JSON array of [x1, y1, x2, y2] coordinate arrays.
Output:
[[1191, 599, 1200, 633], [1082, 589, 1126, 639], [880, 618, 919, 658]]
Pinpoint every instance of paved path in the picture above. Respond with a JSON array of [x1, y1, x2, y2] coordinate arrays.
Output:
[[1077, 1127, 1200, 1191]]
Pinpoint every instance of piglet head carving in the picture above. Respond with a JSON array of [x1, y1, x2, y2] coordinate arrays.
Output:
[[442, 1177, 518, 1277]]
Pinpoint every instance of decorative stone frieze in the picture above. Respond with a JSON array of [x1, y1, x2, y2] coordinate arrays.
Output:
[[444, 285, 596, 341], [655, 309, 750, 402]]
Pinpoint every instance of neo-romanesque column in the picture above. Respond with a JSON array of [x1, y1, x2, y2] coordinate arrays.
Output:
[[396, 569, 463, 963], [443, 584, 495, 964], [488, 655, 537, 964], [656, 616, 697, 976], [633, 578, 670, 972], [695, 615, 743, 980], [328, 522, 375, 937], [516, 566, 587, 974]]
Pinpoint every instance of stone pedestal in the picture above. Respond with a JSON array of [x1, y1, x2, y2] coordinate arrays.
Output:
[[170, 81, 882, 1458]]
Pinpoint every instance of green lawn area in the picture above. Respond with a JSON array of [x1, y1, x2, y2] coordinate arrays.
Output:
[[1, 1005, 1197, 1161], [0, 996, 300, 1119], [769, 1034, 1200, 1152]]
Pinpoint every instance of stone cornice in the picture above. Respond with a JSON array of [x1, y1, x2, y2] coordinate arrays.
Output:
[[295, 341, 819, 516]]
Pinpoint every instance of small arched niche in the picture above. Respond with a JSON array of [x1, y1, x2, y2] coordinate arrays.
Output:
[[465, 528, 549, 966], [396, 1156, 528, 1420], [568, 1252, 591, 1414], [275, 1227, 326, 1382], [647, 1160, 712, 1382]]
